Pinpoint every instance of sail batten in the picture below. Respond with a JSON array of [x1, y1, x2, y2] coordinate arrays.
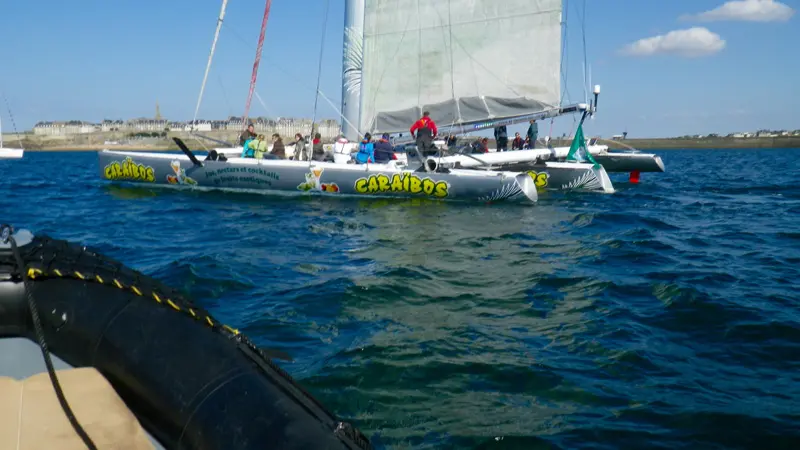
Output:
[[360, 0, 563, 134]]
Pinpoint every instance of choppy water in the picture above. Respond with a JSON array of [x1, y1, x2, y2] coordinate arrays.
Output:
[[2, 150, 799, 449]]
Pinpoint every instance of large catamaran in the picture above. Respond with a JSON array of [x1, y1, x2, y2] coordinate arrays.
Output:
[[216, 0, 615, 194], [97, 0, 544, 204]]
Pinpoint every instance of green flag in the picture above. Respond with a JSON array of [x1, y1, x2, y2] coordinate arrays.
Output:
[[566, 123, 599, 167]]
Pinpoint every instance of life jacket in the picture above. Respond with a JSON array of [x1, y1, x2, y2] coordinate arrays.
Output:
[[242, 139, 256, 158], [355, 141, 374, 164]]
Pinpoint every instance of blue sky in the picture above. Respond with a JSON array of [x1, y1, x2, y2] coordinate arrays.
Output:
[[0, 0, 796, 138]]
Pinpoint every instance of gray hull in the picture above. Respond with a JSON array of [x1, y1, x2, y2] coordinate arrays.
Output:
[[591, 152, 665, 173], [98, 151, 539, 204], [448, 160, 615, 194]]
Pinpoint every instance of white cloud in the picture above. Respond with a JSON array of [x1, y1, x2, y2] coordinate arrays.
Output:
[[682, 0, 795, 22], [621, 27, 726, 57]]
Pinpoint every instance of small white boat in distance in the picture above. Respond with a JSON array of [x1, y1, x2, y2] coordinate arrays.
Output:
[[0, 116, 24, 159], [0, 148, 23, 159]]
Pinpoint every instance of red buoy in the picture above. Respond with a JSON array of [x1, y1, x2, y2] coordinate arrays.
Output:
[[629, 170, 641, 184]]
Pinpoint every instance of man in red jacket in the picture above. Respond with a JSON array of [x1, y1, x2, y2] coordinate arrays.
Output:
[[410, 111, 438, 158]]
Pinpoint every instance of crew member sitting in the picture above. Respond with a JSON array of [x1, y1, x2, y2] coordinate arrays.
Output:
[[410, 111, 438, 157], [253, 134, 268, 159], [373, 133, 395, 163], [354, 133, 374, 164], [241, 135, 257, 158], [511, 132, 525, 150], [470, 137, 489, 154], [238, 123, 256, 146]]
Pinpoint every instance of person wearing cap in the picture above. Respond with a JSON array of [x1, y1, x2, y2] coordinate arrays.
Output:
[[373, 132, 395, 163], [410, 111, 438, 157]]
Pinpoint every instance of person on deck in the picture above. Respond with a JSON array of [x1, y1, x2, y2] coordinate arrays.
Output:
[[292, 133, 307, 160], [410, 111, 438, 157], [311, 132, 328, 161], [470, 137, 489, 154], [354, 133, 375, 164], [526, 119, 538, 149], [238, 124, 257, 146], [241, 135, 257, 158], [446, 134, 457, 149], [373, 133, 395, 163], [256, 135, 271, 159], [512, 132, 524, 150], [494, 125, 508, 152], [270, 133, 286, 159]]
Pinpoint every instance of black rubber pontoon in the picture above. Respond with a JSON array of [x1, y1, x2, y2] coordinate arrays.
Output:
[[0, 227, 371, 450]]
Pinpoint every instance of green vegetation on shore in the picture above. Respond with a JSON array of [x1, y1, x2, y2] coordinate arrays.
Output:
[[3, 131, 800, 151]]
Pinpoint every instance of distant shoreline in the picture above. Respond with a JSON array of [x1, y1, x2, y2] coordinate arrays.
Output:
[[5, 134, 800, 151]]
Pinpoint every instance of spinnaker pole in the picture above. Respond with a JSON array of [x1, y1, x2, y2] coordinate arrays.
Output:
[[191, 0, 229, 129], [242, 0, 273, 130]]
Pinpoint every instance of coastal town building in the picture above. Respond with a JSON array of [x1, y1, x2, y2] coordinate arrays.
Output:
[[32, 116, 344, 139]]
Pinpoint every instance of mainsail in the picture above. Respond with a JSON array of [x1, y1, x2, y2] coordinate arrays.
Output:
[[359, 0, 563, 134]]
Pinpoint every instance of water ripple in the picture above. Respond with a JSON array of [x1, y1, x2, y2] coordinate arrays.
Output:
[[3, 149, 800, 449]]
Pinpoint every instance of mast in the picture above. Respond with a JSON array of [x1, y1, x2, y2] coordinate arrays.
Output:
[[341, 0, 365, 141], [191, 0, 229, 129], [242, 0, 273, 130]]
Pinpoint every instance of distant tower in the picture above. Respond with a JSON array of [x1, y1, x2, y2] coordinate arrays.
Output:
[[155, 102, 162, 120]]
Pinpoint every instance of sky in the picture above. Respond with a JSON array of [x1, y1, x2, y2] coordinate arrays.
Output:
[[0, 0, 797, 139]]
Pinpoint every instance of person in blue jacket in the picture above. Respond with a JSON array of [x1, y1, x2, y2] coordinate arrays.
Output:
[[354, 133, 374, 164], [241, 137, 256, 158]]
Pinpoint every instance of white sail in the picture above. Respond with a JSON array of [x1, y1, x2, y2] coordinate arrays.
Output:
[[359, 0, 563, 134]]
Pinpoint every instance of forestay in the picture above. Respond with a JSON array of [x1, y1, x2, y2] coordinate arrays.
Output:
[[359, 0, 562, 134]]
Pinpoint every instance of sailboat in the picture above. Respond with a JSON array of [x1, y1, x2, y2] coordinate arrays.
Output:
[[340, 0, 663, 178], [0, 115, 24, 159], [209, 0, 614, 194], [97, 0, 543, 204]]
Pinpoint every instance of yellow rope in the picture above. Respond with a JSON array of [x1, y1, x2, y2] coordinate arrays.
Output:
[[20, 267, 241, 338]]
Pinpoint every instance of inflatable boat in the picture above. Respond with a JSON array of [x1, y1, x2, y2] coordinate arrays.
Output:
[[0, 225, 371, 450]]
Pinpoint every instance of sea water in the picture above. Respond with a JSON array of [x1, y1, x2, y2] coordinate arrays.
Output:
[[1, 149, 799, 449]]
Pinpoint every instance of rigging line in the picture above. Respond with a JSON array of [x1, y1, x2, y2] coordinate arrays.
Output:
[[217, 75, 234, 118], [254, 91, 277, 120], [310, 0, 331, 144], [560, 0, 571, 105], [574, 0, 588, 103], [219, 21, 365, 140], [314, 89, 364, 141], [220, 22, 347, 130], [2, 94, 24, 150], [363, 7, 415, 133], [242, 0, 274, 129], [417, 0, 422, 111], [192, 0, 228, 128], [430, 0, 461, 133]]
